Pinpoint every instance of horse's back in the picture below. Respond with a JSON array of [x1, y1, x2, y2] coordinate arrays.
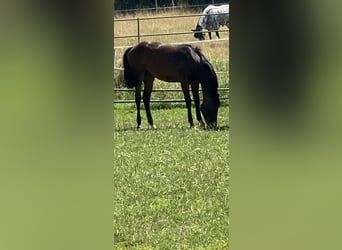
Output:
[[132, 41, 200, 63], [201, 4, 229, 16], [128, 42, 201, 82], [199, 4, 229, 30]]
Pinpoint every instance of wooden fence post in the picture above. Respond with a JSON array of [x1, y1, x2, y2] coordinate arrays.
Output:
[[114, 48, 116, 63]]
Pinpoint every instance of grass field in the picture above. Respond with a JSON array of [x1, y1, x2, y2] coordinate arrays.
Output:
[[114, 8, 229, 250], [114, 104, 229, 249]]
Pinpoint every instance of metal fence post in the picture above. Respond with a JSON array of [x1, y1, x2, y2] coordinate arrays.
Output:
[[113, 48, 116, 72], [137, 17, 140, 43]]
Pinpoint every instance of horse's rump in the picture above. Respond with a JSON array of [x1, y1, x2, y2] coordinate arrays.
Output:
[[123, 46, 139, 88]]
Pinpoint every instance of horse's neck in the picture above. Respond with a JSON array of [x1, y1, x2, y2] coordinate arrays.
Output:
[[200, 79, 216, 94], [199, 69, 218, 99]]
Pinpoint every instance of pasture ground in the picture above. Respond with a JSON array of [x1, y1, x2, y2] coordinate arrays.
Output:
[[114, 104, 229, 249]]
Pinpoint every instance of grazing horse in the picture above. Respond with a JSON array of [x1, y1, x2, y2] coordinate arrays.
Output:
[[123, 41, 220, 129], [192, 4, 229, 40]]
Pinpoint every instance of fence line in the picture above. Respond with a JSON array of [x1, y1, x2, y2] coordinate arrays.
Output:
[[113, 88, 229, 92], [114, 12, 229, 43], [113, 38, 228, 50], [114, 2, 227, 14], [113, 88, 229, 104], [114, 30, 229, 40], [114, 5, 205, 14], [114, 67, 228, 75], [114, 12, 228, 22]]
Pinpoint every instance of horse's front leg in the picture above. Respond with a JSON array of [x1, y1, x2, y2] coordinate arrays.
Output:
[[143, 73, 156, 129], [135, 83, 142, 129], [181, 82, 194, 127], [208, 31, 212, 40], [216, 31, 220, 39], [190, 81, 204, 127]]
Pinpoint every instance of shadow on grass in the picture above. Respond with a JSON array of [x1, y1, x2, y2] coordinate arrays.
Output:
[[114, 124, 229, 132]]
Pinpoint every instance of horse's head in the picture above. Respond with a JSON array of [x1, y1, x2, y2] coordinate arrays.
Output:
[[192, 25, 205, 40], [201, 92, 220, 129]]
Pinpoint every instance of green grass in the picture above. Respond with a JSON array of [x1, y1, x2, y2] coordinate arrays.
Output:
[[114, 104, 229, 249]]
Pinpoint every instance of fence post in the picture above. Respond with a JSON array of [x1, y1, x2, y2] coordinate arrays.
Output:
[[113, 48, 116, 72], [137, 17, 140, 43]]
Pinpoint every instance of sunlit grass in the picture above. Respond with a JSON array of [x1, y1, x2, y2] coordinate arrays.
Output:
[[114, 105, 229, 249]]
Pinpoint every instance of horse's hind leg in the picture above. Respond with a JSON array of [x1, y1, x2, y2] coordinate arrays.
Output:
[[143, 73, 156, 128], [135, 83, 142, 129], [191, 81, 204, 127], [208, 31, 212, 40], [181, 82, 194, 127]]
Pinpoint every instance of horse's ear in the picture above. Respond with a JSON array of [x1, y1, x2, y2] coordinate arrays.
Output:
[[191, 29, 196, 31]]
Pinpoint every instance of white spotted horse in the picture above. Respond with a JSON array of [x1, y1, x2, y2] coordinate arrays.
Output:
[[192, 4, 229, 40]]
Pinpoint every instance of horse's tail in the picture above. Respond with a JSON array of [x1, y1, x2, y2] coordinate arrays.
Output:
[[123, 47, 138, 88]]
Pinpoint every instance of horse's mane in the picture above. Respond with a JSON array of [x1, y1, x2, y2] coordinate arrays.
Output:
[[193, 47, 218, 84], [194, 46, 202, 55], [193, 46, 220, 106]]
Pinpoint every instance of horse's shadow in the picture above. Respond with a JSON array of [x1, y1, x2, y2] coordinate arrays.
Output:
[[114, 124, 229, 132]]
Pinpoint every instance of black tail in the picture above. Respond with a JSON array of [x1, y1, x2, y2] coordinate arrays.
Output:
[[123, 47, 138, 88]]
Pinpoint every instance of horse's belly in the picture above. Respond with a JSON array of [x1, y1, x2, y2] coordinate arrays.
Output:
[[145, 54, 194, 82], [148, 66, 183, 82], [156, 74, 181, 82]]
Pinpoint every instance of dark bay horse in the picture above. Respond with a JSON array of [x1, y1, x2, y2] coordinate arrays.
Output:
[[123, 41, 220, 129]]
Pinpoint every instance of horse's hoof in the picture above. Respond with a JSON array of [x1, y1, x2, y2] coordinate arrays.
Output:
[[150, 124, 157, 129], [137, 125, 142, 129]]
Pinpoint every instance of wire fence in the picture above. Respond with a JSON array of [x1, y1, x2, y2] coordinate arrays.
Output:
[[114, 12, 229, 43], [113, 88, 229, 104], [113, 9, 229, 104]]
